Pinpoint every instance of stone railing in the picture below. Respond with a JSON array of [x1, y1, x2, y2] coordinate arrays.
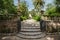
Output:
[[42, 15, 60, 32]]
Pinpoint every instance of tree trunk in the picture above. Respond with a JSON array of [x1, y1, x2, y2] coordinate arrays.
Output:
[[18, 0, 20, 10]]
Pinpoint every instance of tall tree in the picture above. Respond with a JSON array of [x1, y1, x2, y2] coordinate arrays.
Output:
[[46, 3, 53, 10], [33, 0, 44, 12], [19, 0, 28, 17], [18, 0, 20, 11], [54, 0, 60, 13]]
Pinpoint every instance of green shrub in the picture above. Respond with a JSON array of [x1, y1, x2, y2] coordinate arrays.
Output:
[[45, 7, 60, 16], [33, 16, 41, 21], [20, 16, 27, 21]]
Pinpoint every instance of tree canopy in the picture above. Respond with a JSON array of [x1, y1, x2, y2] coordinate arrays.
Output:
[[33, 0, 44, 12], [0, 0, 17, 20], [54, 0, 60, 13], [0, 0, 17, 15]]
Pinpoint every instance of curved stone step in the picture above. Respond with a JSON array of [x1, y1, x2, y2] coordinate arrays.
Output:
[[21, 23, 40, 27], [21, 28, 40, 31], [19, 32, 42, 36], [21, 27, 40, 29], [16, 33, 46, 39], [21, 29, 40, 31], [22, 25, 40, 27], [21, 25, 40, 27], [21, 26, 40, 28], [21, 31, 41, 32]]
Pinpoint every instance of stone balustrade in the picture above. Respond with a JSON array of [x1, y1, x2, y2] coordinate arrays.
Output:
[[42, 15, 60, 32]]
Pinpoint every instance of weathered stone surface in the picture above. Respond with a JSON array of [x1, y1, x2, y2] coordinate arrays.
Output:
[[0, 19, 18, 33]]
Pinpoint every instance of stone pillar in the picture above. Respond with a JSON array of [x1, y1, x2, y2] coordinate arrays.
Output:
[[17, 11, 21, 33]]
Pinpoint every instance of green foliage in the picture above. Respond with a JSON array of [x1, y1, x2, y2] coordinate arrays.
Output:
[[46, 7, 56, 15], [56, 6, 60, 13], [46, 6, 60, 16], [46, 3, 53, 10], [29, 9, 36, 17], [0, 0, 17, 14], [20, 16, 27, 21], [19, 1, 29, 20], [54, 0, 60, 13], [33, 16, 40, 21], [54, 0, 60, 5], [0, 0, 17, 20], [20, 1, 28, 17], [33, 0, 44, 12]]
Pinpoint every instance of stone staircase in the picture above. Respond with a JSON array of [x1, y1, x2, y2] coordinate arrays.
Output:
[[16, 19, 46, 40]]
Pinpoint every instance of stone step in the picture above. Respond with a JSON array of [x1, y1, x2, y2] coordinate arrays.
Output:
[[21, 24, 40, 26], [21, 31, 41, 32], [21, 26, 40, 28], [19, 32, 42, 36], [16, 33, 46, 39], [21, 26, 40, 27], [21, 30, 41, 32], [21, 24, 40, 27], [21, 28, 40, 29], [21, 25, 40, 27], [21, 28, 40, 31]]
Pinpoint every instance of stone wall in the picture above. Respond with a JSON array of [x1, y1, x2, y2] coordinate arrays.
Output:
[[0, 18, 18, 33]]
